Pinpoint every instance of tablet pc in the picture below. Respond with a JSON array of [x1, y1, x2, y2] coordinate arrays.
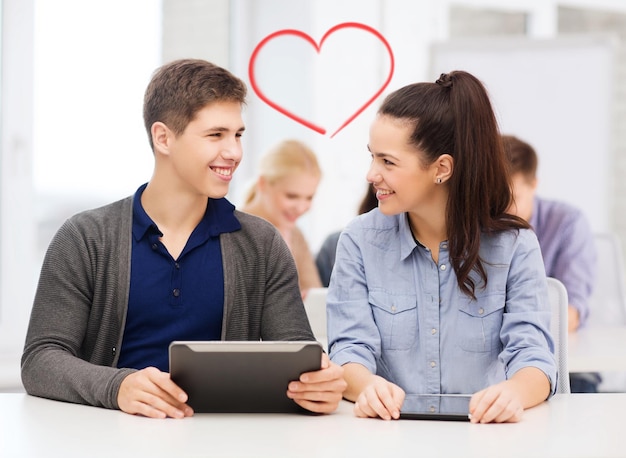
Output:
[[169, 341, 322, 413], [399, 394, 472, 421]]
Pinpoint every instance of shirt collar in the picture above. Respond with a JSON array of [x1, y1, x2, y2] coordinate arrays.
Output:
[[131, 183, 241, 242], [132, 183, 159, 241], [399, 213, 420, 260], [204, 196, 241, 236]]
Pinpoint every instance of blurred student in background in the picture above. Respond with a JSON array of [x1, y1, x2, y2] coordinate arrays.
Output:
[[316, 184, 378, 287], [242, 139, 322, 297], [502, 134, 599, 393]]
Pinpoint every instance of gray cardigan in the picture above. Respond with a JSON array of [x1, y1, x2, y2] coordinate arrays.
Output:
[[21, 196, 314, 409]]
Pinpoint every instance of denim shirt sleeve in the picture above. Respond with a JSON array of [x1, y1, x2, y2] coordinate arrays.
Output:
[[499, 229, 557, 396], [326, 219, 381, 373]]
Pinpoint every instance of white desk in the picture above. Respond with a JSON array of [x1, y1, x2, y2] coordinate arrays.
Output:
[[1, 393, 624, 458], [568, 326, 626, 372]]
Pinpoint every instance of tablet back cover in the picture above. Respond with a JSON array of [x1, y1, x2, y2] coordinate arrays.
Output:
[[169, 341, 322, 413]]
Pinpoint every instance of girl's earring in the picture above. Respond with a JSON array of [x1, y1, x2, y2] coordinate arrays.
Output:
[[436, 178, 442, 184]]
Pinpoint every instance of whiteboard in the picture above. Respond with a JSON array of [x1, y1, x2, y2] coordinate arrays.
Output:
[[430, 35, 616, 232]]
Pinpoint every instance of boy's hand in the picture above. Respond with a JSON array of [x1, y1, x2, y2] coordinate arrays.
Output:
[[118, 367, 194, 419], [287, 353, 347, 413]]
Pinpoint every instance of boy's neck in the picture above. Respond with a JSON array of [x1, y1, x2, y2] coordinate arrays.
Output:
[[141, 179, 207, 233]]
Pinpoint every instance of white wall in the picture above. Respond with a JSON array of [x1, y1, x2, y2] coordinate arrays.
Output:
[[34, 0, 161, 199]]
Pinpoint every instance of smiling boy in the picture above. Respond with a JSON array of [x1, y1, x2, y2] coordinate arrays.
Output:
[[21, 59, 345, 418]]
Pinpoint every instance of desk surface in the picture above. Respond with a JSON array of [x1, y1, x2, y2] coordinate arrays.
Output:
[[1, 393, 624, 458], [568, 326, 626, 372]]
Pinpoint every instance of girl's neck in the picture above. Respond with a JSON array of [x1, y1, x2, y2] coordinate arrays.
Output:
[[407, 212, 447, 264]]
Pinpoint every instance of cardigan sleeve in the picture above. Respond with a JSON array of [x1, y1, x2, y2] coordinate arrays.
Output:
[[21, 203, 136, 409]]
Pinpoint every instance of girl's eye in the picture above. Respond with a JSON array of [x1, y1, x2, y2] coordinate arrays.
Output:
[[383, 159, 393, 165]]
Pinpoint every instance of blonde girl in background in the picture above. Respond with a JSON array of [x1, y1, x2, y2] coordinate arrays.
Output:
[[242, 139, 323, 297]]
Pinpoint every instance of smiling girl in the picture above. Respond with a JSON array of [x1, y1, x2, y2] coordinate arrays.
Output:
[[327, 71, 556, 424]]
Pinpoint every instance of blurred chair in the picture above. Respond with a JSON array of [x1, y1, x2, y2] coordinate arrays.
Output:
[[547, 277, 571, 394], [586, 233, 626, 392], [587, 232, 626, 327], [303, 287, 328, 351]]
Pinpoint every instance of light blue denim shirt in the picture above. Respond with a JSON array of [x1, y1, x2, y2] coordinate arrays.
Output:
[[327, 209, 557, 396]]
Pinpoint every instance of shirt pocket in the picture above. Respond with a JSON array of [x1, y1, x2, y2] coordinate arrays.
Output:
[[456, 292, 505, 353], [369, 291, 418, 351]]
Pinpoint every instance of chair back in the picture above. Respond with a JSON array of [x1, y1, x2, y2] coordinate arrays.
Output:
[[303, 287, 328, 351], [587, 233, 626, 326], [547, 277, 571, 394], [587, 233, 626, 392]]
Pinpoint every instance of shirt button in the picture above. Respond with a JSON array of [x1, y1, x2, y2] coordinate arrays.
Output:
[[442, 243, 448, 249], [429, 406, 436, 412], [174, 262, 180, 269], [478, 308, 484, 315], [440, 264, 446, 271], [173, 288, 180, 297], [431, 328, 437, 335], [391, 305, 397, 312], [151, 243, 158, 250], [430, 361, 436, 368]]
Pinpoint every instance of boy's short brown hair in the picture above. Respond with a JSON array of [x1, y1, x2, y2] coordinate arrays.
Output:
[[502, 134, 538, 181], [143, 59, 247, 150]]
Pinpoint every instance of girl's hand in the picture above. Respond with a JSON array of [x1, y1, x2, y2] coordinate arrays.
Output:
[[353, 375, 405, 420]]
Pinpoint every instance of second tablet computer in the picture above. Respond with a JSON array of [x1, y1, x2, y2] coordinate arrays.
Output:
[[399, 394, 472, 421]]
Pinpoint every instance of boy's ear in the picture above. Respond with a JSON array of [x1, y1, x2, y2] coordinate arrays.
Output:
[[151, 122, 171, 155]]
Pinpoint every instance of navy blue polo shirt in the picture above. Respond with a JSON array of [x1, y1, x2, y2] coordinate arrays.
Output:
[[117, 184, 241, 372]]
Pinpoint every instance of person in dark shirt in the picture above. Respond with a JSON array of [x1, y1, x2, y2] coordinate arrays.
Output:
[[22, 59, 346, 418]]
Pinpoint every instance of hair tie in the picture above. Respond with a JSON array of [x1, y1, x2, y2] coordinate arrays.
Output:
[[436, 73, 453, 88]]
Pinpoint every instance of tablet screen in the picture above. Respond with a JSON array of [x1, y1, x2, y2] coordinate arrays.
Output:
[[399, 394, 472, 421]]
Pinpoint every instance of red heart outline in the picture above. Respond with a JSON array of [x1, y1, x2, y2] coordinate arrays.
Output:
[[248, 22, 395, 138]]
